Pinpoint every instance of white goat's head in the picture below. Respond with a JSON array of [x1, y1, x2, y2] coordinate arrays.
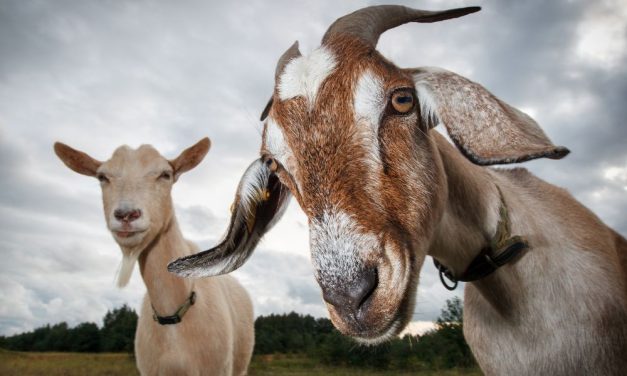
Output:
[[169, 5, 568, 344], [54, 138, 210, 287]]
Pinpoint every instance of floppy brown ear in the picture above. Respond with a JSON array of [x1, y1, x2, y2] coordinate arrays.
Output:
[[168, 158, 291, 278], [170, 137, 211, 180], [54, 142, 102, 177], [411, 67, 570, 165]]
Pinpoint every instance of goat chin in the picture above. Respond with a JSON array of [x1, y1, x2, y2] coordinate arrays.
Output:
[[117, 251, 141, 288]]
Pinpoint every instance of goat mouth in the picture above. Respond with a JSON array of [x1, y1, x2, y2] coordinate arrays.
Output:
[[353, 317, 403, 345], [113, 230, 146, 238]]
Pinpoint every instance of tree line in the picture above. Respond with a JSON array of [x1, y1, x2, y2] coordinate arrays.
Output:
[[0, 297, 476, 370], [0, 304, 137, 353]]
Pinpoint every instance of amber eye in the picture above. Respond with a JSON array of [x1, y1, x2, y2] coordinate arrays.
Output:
[[97, 174, 109, 183], [391, 90, 415, 114]]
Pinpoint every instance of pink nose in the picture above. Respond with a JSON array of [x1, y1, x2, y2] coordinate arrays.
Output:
[[114, 208, 142, 223]]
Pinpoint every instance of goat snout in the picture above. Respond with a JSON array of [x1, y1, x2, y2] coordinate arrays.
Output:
[[114, 208, 142, 223], [321, 268, 378, 317]]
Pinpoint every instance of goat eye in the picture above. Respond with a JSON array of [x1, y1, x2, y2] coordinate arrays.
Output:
[[265, 157, 279, 173], [159, 171, 172, 180], [97, 174, 109, 183], [391, 90, 415, 114]]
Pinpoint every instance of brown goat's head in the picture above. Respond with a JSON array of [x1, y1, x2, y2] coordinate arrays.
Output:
[[169, 5, 568, 344]]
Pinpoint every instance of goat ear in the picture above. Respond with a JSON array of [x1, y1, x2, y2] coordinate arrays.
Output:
[[54, 142, 102, 177], [411, 67, 570, 165], [168, 158, 291, 278], [170, 137, 211, 180]]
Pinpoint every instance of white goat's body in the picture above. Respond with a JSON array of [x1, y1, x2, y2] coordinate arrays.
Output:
[[432, 139, 627, 375], [135, 243, 254, 376], [54, 139, 255, 375]]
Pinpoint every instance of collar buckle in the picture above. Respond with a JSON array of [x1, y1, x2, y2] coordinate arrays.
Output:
[[434, 187, 529, 290]]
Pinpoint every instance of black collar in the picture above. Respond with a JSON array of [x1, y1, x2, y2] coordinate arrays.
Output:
[[152, 291, 196, 325], [434, 188, 529, 291]]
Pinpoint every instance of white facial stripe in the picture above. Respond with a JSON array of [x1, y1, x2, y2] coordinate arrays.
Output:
[[310, 210, 379, 287], [265, 117, 300, 190], [265, 117, 291, 166], [353, 70, 385, 196], [354, 69, 386, 129], [278, 46, 337, 104]]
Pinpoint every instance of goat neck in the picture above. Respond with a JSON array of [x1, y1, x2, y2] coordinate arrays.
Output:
[[138, 215, 194, 317], [428, 133, 506, 283]]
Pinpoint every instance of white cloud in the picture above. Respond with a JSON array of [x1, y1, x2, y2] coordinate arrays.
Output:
[[0, 0, 625, 337], [575, 0, 627, 69]]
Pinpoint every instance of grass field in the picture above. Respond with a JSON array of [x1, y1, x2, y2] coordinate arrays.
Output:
[[0, 349, 482, 375]]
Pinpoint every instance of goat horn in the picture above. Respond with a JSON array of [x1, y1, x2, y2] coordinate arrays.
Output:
[[275, 41, 302, 81], [322, 5, 481, 47]]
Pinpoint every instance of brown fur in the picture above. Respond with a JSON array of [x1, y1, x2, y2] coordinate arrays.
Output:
[[431, 134, 627, 375], [258, 28, 627, 372]]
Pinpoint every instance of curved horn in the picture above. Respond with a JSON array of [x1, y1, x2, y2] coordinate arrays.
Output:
[[275, 41, 302, 81], [322, 5, 481, 47]]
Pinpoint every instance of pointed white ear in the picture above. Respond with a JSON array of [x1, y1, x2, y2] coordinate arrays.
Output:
[[170, 137, 211, 180], [168, 158, 291, 278], [411, 67, 569, 165]]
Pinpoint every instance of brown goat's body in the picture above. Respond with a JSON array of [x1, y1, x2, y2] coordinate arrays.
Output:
[[430, 134, 627, 375], [165, 5, 626, 373]]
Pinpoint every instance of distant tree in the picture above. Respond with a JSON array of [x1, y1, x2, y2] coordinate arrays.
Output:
[[100, 305, 138, 353], [432, 296, 475, 368], [69, 322, 100, 352], [254, 312, 320, 354], [437, 296, 464, 328]]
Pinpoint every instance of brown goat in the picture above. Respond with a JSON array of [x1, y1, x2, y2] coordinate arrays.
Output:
[[169, 6, 627, 375]]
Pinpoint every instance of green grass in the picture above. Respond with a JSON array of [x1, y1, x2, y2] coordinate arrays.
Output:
[[0, 349, 482, 375]]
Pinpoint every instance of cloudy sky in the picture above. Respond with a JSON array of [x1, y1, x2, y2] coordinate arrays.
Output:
[[0, 0, 625, 336]]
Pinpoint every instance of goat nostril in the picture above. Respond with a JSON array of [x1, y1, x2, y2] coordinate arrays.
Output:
[[114, 209, 125, 221], [114, 208, 142, 222], [353, 268, 378, 310], [322, 268, 378, 314], [128, 209, 142, 221]]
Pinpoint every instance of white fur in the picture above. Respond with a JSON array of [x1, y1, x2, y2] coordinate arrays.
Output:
[[354, 69, 386, 129], [278, 46, 337, 104], [310, 210, 379, 289], [117, 250, 141, 287], [238, 159, 270, 221], [265, 118, 292, 171], [352, 70, 386, 196], [414, 67, 443, 128]]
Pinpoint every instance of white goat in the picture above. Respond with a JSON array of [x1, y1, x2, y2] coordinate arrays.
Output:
[[54, 138, 254, 376], [168, 5, 627, 376]]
